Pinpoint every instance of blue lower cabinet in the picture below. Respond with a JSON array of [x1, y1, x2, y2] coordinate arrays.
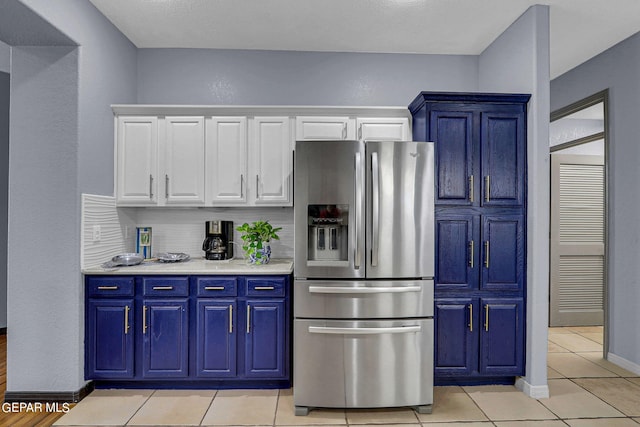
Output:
[[434, 296, 524, 381], [479, 298, 524, 376], [245, 299, 286, 378], [142, 298, 189, 378], [86, 298, 134, 379], [85, 274, 290, 386], [196, 300, 237, 378]]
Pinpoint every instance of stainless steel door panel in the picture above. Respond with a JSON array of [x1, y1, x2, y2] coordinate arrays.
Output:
[[294, 140, 365, 279], [294, 318, 434, 409], [294, 279, 434, 318], [366, 141, 435, 278]]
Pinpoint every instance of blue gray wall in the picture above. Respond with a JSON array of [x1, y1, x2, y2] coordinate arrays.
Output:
[[0, 41, 9, 73], [4, 0, 137, 393], [479, 5, 551, 397], [137, 49, 479, 105], [552, 31, 640, 371]]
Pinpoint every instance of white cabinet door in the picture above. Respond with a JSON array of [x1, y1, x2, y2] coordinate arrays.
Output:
[[116, 116, 158, 205], [356, 117, 410, 141], [206, 117, 248, 205], [163, 116, 205, 205], [296, 116, 355, 140], [251, 117, 292, 205]]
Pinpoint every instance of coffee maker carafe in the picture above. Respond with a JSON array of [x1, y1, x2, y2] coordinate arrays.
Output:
[[202, 220, 234, 260]]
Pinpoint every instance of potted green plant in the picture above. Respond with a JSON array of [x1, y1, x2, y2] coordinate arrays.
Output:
[[236, 220, 282, 265]]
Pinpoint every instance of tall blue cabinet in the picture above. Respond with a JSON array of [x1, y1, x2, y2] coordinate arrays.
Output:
[[410, 92, 529, 384]]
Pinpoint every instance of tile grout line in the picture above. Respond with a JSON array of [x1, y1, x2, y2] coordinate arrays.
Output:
[[123, 389, 156, 427], [198, 389, 218, 427]]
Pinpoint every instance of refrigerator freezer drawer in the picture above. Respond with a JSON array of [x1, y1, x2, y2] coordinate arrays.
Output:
[[293, 318, 434, 409], [294, 279, 434, 318]]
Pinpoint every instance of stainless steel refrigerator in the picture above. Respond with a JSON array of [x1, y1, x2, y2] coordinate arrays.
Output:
[[293, 140, 435, 415]]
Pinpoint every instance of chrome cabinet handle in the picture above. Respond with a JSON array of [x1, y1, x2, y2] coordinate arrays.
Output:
[[485, 175, 490, 202], [229, 305, 233, 334], [204, 286, 225, 291], [354, 152, 363, 269], [484, 241, 490, 268], [152, 286, 174, 291], [246, 305, 251, 334], [143, 305, 148, 334], [371, 152, 380, 267], [240, 174, 244, 198], [254, 286, 275, 290], [98, 286, 119, 290], [469, 175, 474, 202], [469, 241, 474, 268], [484, 304, 489, 331], [165, 174, 169, 199], [124, 305, 130, 335], [256, 174, 260, 198], [468, 304, 473, 332], [149, 175, 154, 199]]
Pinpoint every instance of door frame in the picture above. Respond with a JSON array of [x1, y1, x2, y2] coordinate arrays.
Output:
[[550, 89, 609, 358]]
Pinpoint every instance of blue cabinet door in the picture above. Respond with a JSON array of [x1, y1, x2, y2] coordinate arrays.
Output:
[[196, 299, 237, 378], [430, 110, 475, 205], [142, 298, 189, 378], [434, 298, 476, 376], [435, 213, 479, 291], [86, 298, 134, 379], [481, 215, 524, 291], [480, 110, 525, 207], [479, 298, 524, 375], [244, 299, 286, 378]]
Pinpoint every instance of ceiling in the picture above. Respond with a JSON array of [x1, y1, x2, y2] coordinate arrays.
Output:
[[89, 0, 640, 79]]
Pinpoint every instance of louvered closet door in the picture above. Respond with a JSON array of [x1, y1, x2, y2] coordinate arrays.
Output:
[[550, 154, 605, 326]]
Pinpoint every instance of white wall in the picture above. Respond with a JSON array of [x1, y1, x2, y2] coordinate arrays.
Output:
[[478, 5, 551, 398], [552, 31, 640, 373]]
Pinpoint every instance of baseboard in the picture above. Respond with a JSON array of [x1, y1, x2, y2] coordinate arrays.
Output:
[[607, 352, 640, 375], [4, 382, 94, 403], [515, 377, 549, 399], [0, 327, 6, 335]]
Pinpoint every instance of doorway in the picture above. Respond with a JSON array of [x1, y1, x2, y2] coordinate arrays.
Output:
[[549, 91, 608, 353]]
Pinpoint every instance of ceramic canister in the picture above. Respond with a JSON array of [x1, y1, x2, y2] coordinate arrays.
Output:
[[136, 227, 152, 259]]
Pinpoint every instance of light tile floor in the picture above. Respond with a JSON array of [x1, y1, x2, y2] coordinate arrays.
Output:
[[54, 326, 640, 426]]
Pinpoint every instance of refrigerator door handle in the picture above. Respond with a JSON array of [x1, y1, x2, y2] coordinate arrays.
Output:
[[309, 325, 422, 335], [354, 152, 363, 269], [371, 152, 380, 266], [308, 285, 422, 294]]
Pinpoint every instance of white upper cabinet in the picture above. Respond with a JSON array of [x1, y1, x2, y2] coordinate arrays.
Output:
[[251, 117, 292, 205], [163, 116, 206, 205], [356, 117, 410, 141], [296, 116, 355, 140], [206, 117, 248, 205], [116, 116, 158, 205]]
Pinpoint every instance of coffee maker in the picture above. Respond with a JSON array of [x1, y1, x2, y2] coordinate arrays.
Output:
[[202, 220, 234, 260]]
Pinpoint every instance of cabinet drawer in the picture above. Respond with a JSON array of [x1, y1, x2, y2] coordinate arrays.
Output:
[[195, 277, 238, 297], [141, 277, 189, 296], [246, 277, 286, 297], [87, 276, 134, 297]]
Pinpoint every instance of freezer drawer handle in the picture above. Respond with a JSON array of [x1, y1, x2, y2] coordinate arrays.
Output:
[[308, 285, 421, 294], [309, 325, 421, 335]]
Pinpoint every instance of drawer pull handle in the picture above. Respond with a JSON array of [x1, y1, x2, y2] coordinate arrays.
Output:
[[484, 304, 490, 332], [152, 286, 174, 290], [229, 305, 233, 334], [469, 175, 474, 202], [97, 286, 119, 290], [254, 286, 275, 291], [204, 286, 226, 290], [485, 175, 490, 202], [246, 305, 251, 334], [468, 304, 473, 332], [484, 241, 490, 269]]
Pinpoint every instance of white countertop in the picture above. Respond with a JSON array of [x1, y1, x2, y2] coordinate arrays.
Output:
[[82, 258, 293, 276]]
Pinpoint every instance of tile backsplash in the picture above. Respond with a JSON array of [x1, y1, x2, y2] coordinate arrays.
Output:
[[81, 194, 294, 268]]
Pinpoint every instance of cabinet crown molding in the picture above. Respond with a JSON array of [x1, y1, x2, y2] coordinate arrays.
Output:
[[111, 104, 411, 118]]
